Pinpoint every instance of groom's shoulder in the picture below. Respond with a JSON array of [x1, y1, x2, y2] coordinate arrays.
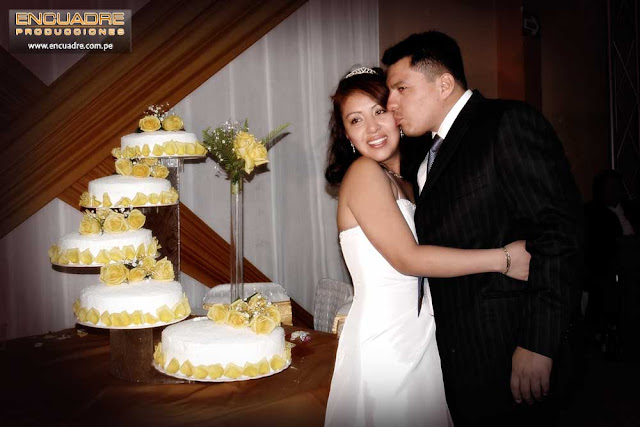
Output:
[[483, 95, 545, 119]]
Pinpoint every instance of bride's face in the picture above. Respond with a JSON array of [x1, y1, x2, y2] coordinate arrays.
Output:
[[341, 91, 401, 164]]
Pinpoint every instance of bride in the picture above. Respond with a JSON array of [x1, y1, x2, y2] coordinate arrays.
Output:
[[323, 67, 531, 427]]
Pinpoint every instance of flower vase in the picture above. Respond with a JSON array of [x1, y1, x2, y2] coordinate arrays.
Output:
[[229, 179, 244, 303]]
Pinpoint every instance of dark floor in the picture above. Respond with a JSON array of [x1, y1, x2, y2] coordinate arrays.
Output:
[[557, 331, 640, 426]]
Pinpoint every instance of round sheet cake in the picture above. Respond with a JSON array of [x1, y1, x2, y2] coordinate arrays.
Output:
[[154, 317, 291, 381], [52, 228, 154, 266], [121, 130, 207, 158], [84, 175, 178, 208], [73, 279, 189, 328]]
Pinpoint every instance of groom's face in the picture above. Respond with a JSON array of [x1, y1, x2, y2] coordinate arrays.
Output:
[[386, 56, 443, 137]]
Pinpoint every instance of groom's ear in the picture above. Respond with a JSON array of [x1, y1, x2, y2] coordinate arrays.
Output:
[[439, 73, 455, 100]]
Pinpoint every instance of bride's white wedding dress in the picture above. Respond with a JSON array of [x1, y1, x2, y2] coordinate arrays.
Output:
[[325, 199, 452, 427]]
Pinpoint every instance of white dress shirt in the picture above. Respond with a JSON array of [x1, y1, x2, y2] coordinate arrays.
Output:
[[417, 89, 473, 193]]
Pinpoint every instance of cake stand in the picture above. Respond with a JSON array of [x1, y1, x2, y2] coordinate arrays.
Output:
[[65, 156, 203, 383], [108, 157, 193, 383]]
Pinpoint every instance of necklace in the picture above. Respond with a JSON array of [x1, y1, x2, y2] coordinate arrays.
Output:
[[380, 164, 403, 180]]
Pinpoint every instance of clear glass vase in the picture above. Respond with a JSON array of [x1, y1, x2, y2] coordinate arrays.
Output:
[[229, 179, 244, 303]]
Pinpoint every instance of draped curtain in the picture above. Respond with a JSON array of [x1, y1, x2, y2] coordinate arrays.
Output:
[[0, 0, 379, 339]]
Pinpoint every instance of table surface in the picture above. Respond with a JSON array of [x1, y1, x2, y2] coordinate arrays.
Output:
[[0, 324, 338, 426]]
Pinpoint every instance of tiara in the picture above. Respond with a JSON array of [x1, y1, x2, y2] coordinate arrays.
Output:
[[343, 67, 378, 80]]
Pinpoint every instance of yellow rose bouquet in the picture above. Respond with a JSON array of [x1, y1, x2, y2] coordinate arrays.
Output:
[[201, 120, 290, 184], [201, 120, 290, 303], [205, 293, 281, 334]]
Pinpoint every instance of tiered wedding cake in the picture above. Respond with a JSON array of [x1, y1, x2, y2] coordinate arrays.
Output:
[[49, 109, 205, 329], [49, 107, 291, 380]]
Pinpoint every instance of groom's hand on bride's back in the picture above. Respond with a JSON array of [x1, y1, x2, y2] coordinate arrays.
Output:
[[504, 240, 531, 281], [510, 346, 553, 405]]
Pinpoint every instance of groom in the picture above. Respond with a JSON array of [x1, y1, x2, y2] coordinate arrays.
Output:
[[382, 32, 583, 425]]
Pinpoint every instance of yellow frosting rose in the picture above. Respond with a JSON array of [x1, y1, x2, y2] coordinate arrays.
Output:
[[162, 115, 184, 131], [65, 248, 80, 264], [131, 163, 151, 178], [115, 158, 133, 176], [79, 192, 91, 207], [123, 146, 138, 159], [151, 164, 169, 179], [153, 343, 164, 365], [227, 310, 250, 328], [95, 249, 110, 264], [151, 257, 174, 281], [118, 197, 132, 207], [102, 193, 113, 208], [149, 193, 160, 204], [195, 142, 207, 156], [95, 208, 111, 221], [103, 212, 129, 233], [126, 209, 146, 229], [128, 267, 147, 282], [147, 238, 158, 256], [224, 363, 243, 379], [99, 263, 129, 286], [207, 364, 224, 379], [139, 115, 161, 132], [270, 354, 286, 371], [161, 190, 175, 205], [152, 144, 164, 156], [79, 214, 101, 235], [131, 192, 149, 206], [136, 243, 146, 259], [141, 255, 156, 272], [263, 305, 281, 325], [142, 144, 151, 157], [207, 304, 229, 324], [163, 141, 177, 155], [79, 249, 93, 265], [142, 157, 158, 166], [111, 147, 122, 158], [247, 293, 267, 311], [108, 247, 125, 262], [123, 245, 136, 260], [249, 314, 276, 335]]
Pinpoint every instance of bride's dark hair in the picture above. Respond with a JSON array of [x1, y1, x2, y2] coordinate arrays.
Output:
[[325, 67, 389, 186]]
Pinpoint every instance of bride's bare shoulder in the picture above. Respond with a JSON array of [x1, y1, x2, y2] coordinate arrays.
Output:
[[342, 157, 385, 185]]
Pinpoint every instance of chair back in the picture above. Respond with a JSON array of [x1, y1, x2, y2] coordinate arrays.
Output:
[[313, 278, 353, 332]]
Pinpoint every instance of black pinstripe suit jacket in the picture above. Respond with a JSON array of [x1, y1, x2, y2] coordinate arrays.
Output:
[[407, 91, 583, 422]]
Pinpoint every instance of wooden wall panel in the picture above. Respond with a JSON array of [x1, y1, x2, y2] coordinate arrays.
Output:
[[0, 0, 307, 238]]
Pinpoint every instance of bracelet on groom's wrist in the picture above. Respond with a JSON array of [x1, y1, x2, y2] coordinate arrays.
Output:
[[501, 246, 511, 275]]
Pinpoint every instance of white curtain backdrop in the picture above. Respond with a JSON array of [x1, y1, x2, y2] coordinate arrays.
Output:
[[0, 0, 379, 339]]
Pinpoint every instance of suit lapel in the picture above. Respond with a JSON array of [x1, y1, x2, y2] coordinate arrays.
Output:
[[419, 91, 484, 201]]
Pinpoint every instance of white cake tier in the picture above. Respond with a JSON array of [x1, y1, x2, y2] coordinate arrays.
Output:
[[87, 175, 176, 207], [76, 280, 189, 328], [121, 131, 205, 157], [56, 228, 152, 265], [161, 317, 286, 368]]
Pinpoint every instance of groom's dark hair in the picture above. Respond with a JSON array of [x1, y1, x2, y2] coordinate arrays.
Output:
[[382, 31, 468, 89]]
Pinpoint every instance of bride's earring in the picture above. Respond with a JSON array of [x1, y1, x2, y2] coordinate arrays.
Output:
[[349, 140, 356, 153], [399, 128, 404, 138]]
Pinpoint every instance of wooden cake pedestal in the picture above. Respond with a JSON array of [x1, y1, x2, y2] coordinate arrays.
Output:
[[109, 328, 186, 384]]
